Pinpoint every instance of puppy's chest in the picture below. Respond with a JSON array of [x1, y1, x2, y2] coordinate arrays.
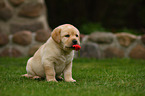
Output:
[[54, 54, 72, 74]]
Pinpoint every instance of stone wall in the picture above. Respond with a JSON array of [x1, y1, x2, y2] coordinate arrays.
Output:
[[0, 30, 145, 59], [0, 0, 145, 59], [0, 0, 51, 57], [0, 30, 51, 57], [78, 32, 145, 59], [0, 0, 50, 35]]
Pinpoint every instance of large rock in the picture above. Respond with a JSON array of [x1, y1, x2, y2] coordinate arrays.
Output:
[[88, 32, 114, 44], [10, 22, 44, 34], [116, 33, 137, 47], [35, 29, 51, 42], [28, 44, 41, 56], [129, 44, 145, 59], [0, 47, 22, 57], [80, 34, 85, 41], [19, 2, 43, 18], [9, 0, 25, 6], [0, 27, 1, 33], [12, 31, 32, 46], [79, 42, 101, 58], [0, 0, 5, 9], [104, 47, 124, 58], [0, 33, 9, 46], [0, 0, 13, 21], [141, 34, 145, 45]]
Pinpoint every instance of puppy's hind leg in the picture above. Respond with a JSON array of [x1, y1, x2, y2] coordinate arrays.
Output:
[[22, 57, 36, 79], [22, 74, 43, 80]]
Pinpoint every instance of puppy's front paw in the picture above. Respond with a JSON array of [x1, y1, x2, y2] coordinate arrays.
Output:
[[65, 79, 76, 82], [47, 79, 58, 82]]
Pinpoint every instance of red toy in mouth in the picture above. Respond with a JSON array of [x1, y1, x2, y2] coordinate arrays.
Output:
[[72, 45, 81, 51]]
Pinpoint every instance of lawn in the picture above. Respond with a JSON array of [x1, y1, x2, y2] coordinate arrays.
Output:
[[0, 58, 145, 96]]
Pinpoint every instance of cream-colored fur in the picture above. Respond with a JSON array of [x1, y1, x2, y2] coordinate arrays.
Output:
[[22, 24, 80, 82]]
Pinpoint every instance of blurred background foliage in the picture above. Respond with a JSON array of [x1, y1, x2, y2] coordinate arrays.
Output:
[[45, 0, 145, 35]]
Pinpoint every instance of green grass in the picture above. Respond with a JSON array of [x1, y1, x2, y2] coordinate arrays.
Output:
[[0, 58, 145, 96]]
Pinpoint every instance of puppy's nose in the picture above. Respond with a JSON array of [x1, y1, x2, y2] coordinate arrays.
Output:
[[72, 39, 77, 45]]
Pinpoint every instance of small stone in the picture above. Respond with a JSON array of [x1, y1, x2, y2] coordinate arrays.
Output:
[[19, 2, 43, 17], [0, 0, 5, 9], [88, 32, 114, 44], [10, 22, 44, 34], [28, 45, 41, 56], [9, 0, 25, 6], [12, 31, 32, 46], [0, 0, 13, 21], [35, 29, 51, 42], [0, 47, 22, 57], [0, 33, 9, 46], [104, 47, 124, 58], [129, 44, 145, 59], [80, 42, 101, 58], [116, 32, 137, 47], [80, 34, 85, 41], [141, 34, 145, 44]]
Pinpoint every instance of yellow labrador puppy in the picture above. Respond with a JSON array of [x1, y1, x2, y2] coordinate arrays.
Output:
[[22, 24, 80, 82]]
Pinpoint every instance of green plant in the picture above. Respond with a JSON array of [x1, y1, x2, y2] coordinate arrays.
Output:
[[79, 22, 144, 35], [79, 22, 106, 34], [117, 28, 140, 35]]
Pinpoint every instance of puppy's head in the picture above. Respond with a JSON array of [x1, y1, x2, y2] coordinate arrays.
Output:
[[51, 24, 80, 51]]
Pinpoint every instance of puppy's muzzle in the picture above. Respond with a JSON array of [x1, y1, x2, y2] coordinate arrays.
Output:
[[72, 39, 77, 45]]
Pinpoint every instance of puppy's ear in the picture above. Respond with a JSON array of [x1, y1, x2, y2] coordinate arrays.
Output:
[[51, 27, 61, 43]]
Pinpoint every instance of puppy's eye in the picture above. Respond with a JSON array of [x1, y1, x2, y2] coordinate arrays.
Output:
[[65, 35, 70, 37], [76, 34, 78, 37]]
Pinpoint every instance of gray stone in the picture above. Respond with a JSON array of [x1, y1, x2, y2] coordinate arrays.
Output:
[[0, 0, 13, 21], [129, 44, 145, 59], [79, 42, 101, 58], [80, 34, 85, 41], [10, 22, 44, 34], [9, 0, 25, 6], [104, 47, 124, 58], [0, 0, 5, 9], [88, 32, 114, 44], [0, 47, 22, 57], [12, 31, 32, 46], [35, 29, 51, 42], [116, 32, 137, 47], [19, 2, 43, 17], [141, 34, 145, 45], [0, 33, 9, 46], [28, 44, 41, 56]]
